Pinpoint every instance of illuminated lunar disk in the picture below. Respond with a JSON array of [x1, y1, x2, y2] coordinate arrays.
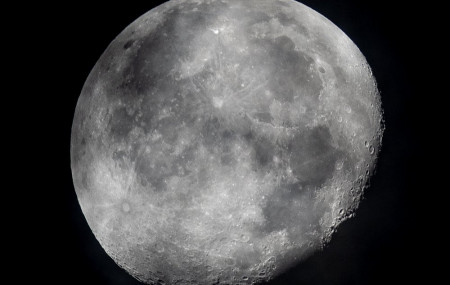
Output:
[[71, 0, 384, 284]]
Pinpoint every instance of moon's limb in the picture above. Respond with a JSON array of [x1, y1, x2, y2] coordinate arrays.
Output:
[[71, 0, 383, 284]]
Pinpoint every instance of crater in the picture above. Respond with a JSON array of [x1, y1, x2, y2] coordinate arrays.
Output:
[[275, 35, 296, 51], [122, 202, 131, 213]]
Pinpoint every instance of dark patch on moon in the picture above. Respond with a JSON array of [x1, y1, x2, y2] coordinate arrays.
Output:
[[201, 116, 223, 147], [253, 136, 276, 168], [218, 130, 238, 165], [81, 171, 89, 190], [275, 12, 310, 37], [123, 39, 135, 49], [233, 1, 271, 25], [258, 126, 345, 236], [131, 31, 180, 93], [332, 65, 347, 86], [275, 35, 296, 51], [277, 0, 291, 8], [251, 36, 323, 103], [112, 149, 128, 169], [171, 146, 197, 177], [259, 181, 321, 239], [109, 107, 135, 140], [112, 149, 127, 161], [288, 125, 343, 188], [252, 112, 274, 124], [135, 154, 170, 191]]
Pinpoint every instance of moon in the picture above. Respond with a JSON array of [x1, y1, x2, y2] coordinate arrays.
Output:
[[70, 0, 383, 284]]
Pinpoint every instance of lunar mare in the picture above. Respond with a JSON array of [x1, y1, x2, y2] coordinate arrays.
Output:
[[71, 0, 383, 284]]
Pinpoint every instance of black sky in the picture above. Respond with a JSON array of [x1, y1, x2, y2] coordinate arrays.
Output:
[[21, 0, 435, 284]]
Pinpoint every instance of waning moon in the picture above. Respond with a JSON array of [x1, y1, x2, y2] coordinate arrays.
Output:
[[71, 0, 383, 284]]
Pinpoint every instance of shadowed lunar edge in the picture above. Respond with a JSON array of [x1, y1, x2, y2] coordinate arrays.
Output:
[[71, 0, 383, 284]]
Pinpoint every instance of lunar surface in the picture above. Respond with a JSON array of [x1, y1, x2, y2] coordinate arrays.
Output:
[[71, 0, 383, 284]]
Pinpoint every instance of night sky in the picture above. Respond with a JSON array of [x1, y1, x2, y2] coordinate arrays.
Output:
[[19, 0, 434, 284]]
